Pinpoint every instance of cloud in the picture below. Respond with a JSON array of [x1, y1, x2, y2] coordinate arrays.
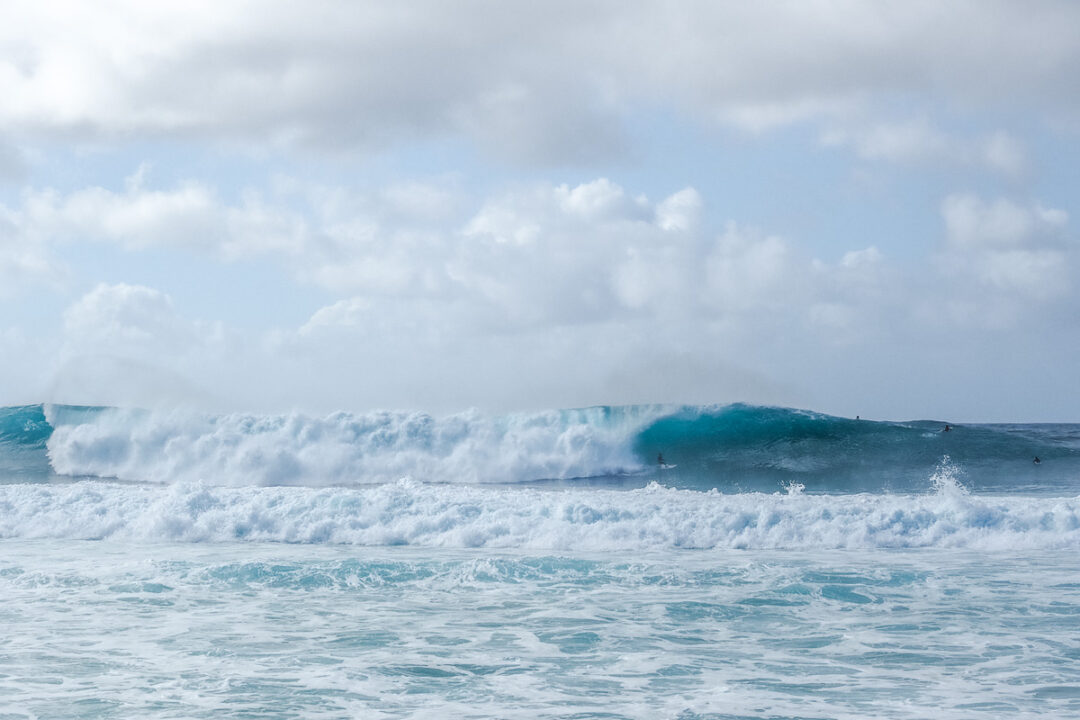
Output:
[[703, 223, 794, 315], [0, 201, 63, 294], [5, 166, 1076, 414], [52, 283, 226, 407], [63, 283, 199, 353], [0, 137, 27, 181], [821, 120, 1028, 175], [2, 2, 1079, 157], [12, 171, 1075, 338], [938, 194, 1073, 315], [4, 171, 461, 299], [942, 194, 1067, 250], [298, 297, 373, 336], [19, 168, 309, 258], [981, 132, 1028, 176], [281, 180, 915, 411], [655, 188, 702, 232]]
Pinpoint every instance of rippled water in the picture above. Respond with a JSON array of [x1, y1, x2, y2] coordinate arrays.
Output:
[[2, 541, 1078, 719]]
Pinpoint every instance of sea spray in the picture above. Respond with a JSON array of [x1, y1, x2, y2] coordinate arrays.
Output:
[[43, 405, 653, 486]]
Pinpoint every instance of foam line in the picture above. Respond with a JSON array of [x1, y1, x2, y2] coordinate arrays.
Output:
[[1, 480, 1077, 551]]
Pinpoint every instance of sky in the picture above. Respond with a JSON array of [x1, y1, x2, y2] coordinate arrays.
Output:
[[1, 0, 1079, 421]]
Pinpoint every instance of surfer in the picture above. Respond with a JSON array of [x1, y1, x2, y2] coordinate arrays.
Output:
[[943, 425, 951, 432], [1034, 456, 1041, 465], [657, 453, 665, 466]]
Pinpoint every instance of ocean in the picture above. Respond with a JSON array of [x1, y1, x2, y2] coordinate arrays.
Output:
[[1, 403, 1078, 718]]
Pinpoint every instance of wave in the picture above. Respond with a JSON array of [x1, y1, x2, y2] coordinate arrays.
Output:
[[0, 472, 1077, 550], [41, 404, 653, 486], [0, 404, 1077, 492]]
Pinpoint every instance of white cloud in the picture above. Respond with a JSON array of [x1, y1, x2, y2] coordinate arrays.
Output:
[[805, 246, 892, 341], [656, 188, 702, 233], [823, 118, 949, 164], [11, 171, 1075, 341], [0, 202, 62, 293], [298, 297, 372, 336], [939, 193, 1072, 305], [62, 283, 204, 356], [555, 178, 647, 222], [2, 2, 1079, 156], [942, 194, 1067, 249], [839, 246, 883, 271], [16, 168, 310, 260], [51, 283, 230, 407], [703, 223, 794, 314], [822, 120, 1028, 175], [5, 167, 1078, 415]]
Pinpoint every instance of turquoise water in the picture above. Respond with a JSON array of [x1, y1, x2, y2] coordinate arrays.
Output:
[[2, 543, 1077, 718], [1, 403, 1078, 717]]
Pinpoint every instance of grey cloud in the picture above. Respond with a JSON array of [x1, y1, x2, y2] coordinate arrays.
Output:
[[3, 2, 1079, 159], [937, 194, 1073, 312], [821, 121, 1029, 175], [0, 139, 27, 182]]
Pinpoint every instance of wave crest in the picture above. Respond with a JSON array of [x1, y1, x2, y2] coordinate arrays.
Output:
[[0, 403, 1068, 491], [44, 405, 657, 486]]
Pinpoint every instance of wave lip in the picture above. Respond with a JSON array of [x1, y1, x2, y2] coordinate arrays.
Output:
[[1, 480, 1078, 551]]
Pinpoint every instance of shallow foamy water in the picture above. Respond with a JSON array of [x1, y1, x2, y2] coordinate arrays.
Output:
[[2, 541, 1077, 719]]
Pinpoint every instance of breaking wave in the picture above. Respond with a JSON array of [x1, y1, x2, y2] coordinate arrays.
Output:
[[0, 403, 1077, 492]]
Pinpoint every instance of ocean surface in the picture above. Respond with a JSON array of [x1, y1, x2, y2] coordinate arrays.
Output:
[[1, 403, 1079, 718]]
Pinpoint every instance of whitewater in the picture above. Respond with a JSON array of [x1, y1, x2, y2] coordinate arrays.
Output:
[[2, 403, 1079, 718]]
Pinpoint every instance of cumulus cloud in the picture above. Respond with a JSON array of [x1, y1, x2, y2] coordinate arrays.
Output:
[[655, 188, 702, 233], [52, 283, 227, 407], [2, 1, 1078, 157], [282, 179, 914, 410], [703, 224, 794, 314], [62, 283, 201, 354], [4, 166, 1075, 415], [937, 194, 1073, 323], [3, 171, 459, 299], [16, 171, 1073, 341], [19, 168, 309, 258]]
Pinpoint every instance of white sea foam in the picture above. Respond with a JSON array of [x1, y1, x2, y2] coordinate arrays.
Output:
[[1, 480, 1077, 551], [44, 405, 658, 486], [5, 540, 1077, 719]]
